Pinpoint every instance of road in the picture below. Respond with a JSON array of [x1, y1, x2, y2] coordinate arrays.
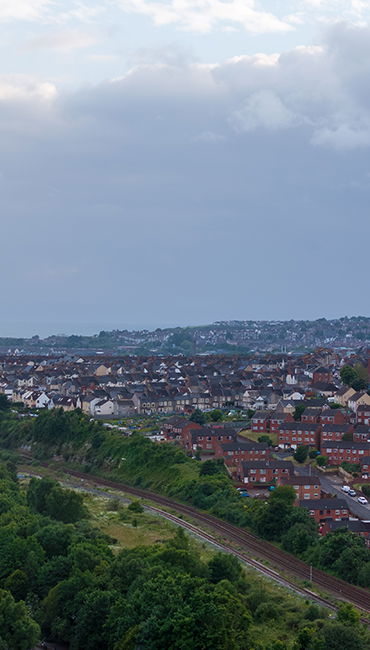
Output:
[[292, 462, 370, 520]]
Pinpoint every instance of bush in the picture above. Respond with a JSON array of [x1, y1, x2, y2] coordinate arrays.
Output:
[[361, 485, 370, 497], [128, 500, 144, 514], [294, 446, 308, 463]]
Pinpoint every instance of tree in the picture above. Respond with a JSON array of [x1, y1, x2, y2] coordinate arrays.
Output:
[[208, 553, 242, 584], [0, 589, 40, 650], [189, 409, 206, 425], [294, 404, 305, 421], [258, 435, 273, 447], [336, 603, 360, 626], [294, 445, 309, 463], [199, 459, 225, 476], [209, 409, 223, 422], [128, 500, 144, 514], [0, 394, 10, 412], [316, 455, 327, 467], [282, 523, 317, 555], [340, 365, 357, 387]]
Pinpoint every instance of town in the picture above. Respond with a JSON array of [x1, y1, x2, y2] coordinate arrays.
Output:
[[1, 343, 370, 550]]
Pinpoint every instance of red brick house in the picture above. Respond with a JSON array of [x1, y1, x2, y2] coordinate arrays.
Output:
[[320, 409, 350, 426], [321, 423, 354, 443], [239, 459, 294, 485], [185, 426, 236, 453], [278, 475, 321, 504], [251, 411, 271, 433], [360, 456, 370, 478], [321, 520, 370, 547], [357, 405, 370, 426], [269, 411, 294, 432], [300, 498, 349, 524], [353, 425, 370, 442], [218, 441, 270, 468], [312, 367, 333, 385], [301, 408, 322, 424], [278, 422, 321, 450], [321, 441, 370, 466]]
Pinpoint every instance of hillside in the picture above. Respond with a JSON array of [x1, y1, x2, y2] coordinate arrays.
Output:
[[0, 316, 369, 355]]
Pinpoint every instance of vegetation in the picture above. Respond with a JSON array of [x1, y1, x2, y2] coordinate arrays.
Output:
[[294, 446, 309, 464], [340, 364, 368, 391], [3, 459, 369, 648], [1, 410, 370, 590]]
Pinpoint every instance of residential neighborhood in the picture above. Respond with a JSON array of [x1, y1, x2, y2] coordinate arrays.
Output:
[[1, 344, 370, 548]]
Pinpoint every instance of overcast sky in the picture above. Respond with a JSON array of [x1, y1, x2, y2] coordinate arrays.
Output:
[[1, 1, 370, 336]]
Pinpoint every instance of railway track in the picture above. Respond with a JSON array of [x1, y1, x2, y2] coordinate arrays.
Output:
[[60, 467, 370, 615]]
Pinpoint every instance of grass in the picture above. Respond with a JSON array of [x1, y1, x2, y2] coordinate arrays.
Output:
[[85, 495, 176, 550], [238, 429, 278, 445]]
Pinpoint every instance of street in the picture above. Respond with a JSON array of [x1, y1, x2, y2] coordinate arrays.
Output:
[[294, 463, 370, 520]]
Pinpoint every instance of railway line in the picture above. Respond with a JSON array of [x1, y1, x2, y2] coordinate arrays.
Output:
[[59, 467, 370, 615]]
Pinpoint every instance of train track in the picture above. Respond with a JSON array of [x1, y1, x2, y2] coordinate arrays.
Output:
[[59, 467, 370, 615]]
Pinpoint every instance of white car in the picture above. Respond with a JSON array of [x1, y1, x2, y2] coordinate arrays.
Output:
[[357, 496, 368, 505], [341, 485, 351, 493]]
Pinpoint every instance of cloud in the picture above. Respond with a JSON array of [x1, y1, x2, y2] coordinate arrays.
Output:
[[24, 29, 99, 52], [230, 90, 297, 132], [1, 22, 370, 328], [0, 0, 51, 22], [115, 0, 293, 34]]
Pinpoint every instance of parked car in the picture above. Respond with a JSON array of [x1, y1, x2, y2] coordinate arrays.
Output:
[[358, 496, 368, 505], [348, 489, 356, 497], [341, 485, 351, 493]]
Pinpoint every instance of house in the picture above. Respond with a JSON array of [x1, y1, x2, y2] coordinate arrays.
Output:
[[269, 411, 294, 432], [357, 405, 370, 426], [353, 425, 370, 442], [183, 426, 235, 453], [279, 475, 321, 503], [312, 367, 333, 385], [251, 411, 271, 433], [348, 391, 370, 413], [320, 409, 350, 425], [239, 459, 294, 485], [300, 498, 349, 524], [93, 399, 115, 417], [321, 423, 354, 443], [278, 422, 321, 450], [301, 408, 322, 424], [360, 456, 370, 478], [334, 386, 356, 407], [218, 441, 270, 468], [321, 441, 370, 466], [321, 519, 370, 547]]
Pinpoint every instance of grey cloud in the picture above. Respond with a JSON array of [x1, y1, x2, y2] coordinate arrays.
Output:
[[0, 24, 369, 333]]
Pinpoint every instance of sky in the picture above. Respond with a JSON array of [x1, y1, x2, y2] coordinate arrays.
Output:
[[1, 1, 370, 337]]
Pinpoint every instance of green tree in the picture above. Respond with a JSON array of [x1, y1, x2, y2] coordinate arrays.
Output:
[[340, 365, 357, 387], [209, 409, 223, 422], [208, 553, 243, 584], [128, 500, 144, 514], [0, 395, 10, 412], [294, 404, 305, 421], [316, 455, 327, 467], [0, 589, 40, 650], [336, 602, 360, 626], [189, 409, 206, 425], [199, 459, 225, 476], [258, 435, 273, 447], [294, 446, 309, 464]]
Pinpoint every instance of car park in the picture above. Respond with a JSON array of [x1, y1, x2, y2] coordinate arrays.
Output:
[[358, 496, 368, 505]]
